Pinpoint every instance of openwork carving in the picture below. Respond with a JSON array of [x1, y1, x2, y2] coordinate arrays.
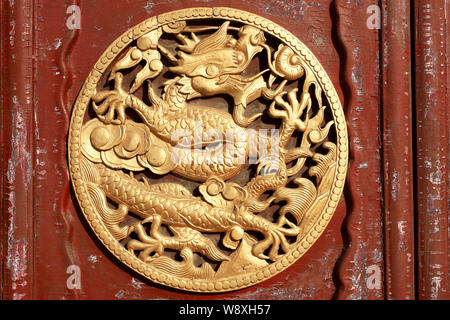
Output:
[[68, 8, 348, 292]]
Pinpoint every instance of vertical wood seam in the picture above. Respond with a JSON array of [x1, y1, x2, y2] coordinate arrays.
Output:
[[2, 0, 36, 299], [380, 0, 416, 299], [414, 0, 449, 300], [331, 0, 385, 300], [0, 0, 5, 300], [57, 0, 82, 299]]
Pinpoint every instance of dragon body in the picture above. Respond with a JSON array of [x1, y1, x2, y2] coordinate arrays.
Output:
[[81, 20, 333, 272], [82, 156, 298, 261]]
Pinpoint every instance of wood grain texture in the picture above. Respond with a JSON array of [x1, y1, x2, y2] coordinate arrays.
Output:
[[32, 0, 84, 300], [332, 0, 384, 300], [414, 0, 449, 300], [0, 0, 4, 300], [1, 0, 36, 300], [380, 0, 415, 300], [1, 0, 4, 300], [446, 0, 450, 301]]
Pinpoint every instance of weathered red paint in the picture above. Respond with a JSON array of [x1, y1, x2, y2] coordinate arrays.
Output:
[[414, 0, 449, 300], [2, 0, 36, 300], [332, 0, 384, 300], [380, 0, 415, 300]]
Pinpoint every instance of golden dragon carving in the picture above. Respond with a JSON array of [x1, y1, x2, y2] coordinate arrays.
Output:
[[69, 8, 347, 292]]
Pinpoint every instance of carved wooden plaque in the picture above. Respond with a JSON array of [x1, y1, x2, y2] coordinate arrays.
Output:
[[68, 7, 348, 292]]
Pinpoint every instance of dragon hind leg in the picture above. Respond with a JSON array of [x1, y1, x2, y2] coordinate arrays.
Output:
[[126, 219, 229, 263]]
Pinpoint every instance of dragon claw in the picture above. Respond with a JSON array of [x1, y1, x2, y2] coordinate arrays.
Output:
[[255, 253, 270, 260], [251, 220, 300, 261], [92, 72, 129, 124], [127, 238, 164, 262]]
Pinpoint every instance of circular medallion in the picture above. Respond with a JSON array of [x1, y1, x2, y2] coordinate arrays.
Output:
[[68, 7, 348, 293]]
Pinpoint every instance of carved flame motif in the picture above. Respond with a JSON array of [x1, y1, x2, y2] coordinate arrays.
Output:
[[68, 8, 348, 292]]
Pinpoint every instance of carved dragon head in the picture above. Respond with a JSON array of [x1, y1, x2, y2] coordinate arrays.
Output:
[[169, 21, 266, 79]]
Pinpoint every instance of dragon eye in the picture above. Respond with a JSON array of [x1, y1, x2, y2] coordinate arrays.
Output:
[[206, 64, 219, 77], [250, 34, 261, 46]]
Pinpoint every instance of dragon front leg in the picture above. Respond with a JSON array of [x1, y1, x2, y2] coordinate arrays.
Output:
[[238, 209, 300, 261], [92, 73, 129, 124], [252, 221, 300, 261], [92, 73, 158, 128]]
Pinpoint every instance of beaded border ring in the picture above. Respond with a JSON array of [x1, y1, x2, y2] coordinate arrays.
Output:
[[68, 7, 348, 293]]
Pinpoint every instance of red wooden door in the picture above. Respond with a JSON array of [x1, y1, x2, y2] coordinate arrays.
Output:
[[1, 0, 448, 300]]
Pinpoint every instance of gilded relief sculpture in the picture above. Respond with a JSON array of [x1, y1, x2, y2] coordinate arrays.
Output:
[[68, 8, 348, 292]]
